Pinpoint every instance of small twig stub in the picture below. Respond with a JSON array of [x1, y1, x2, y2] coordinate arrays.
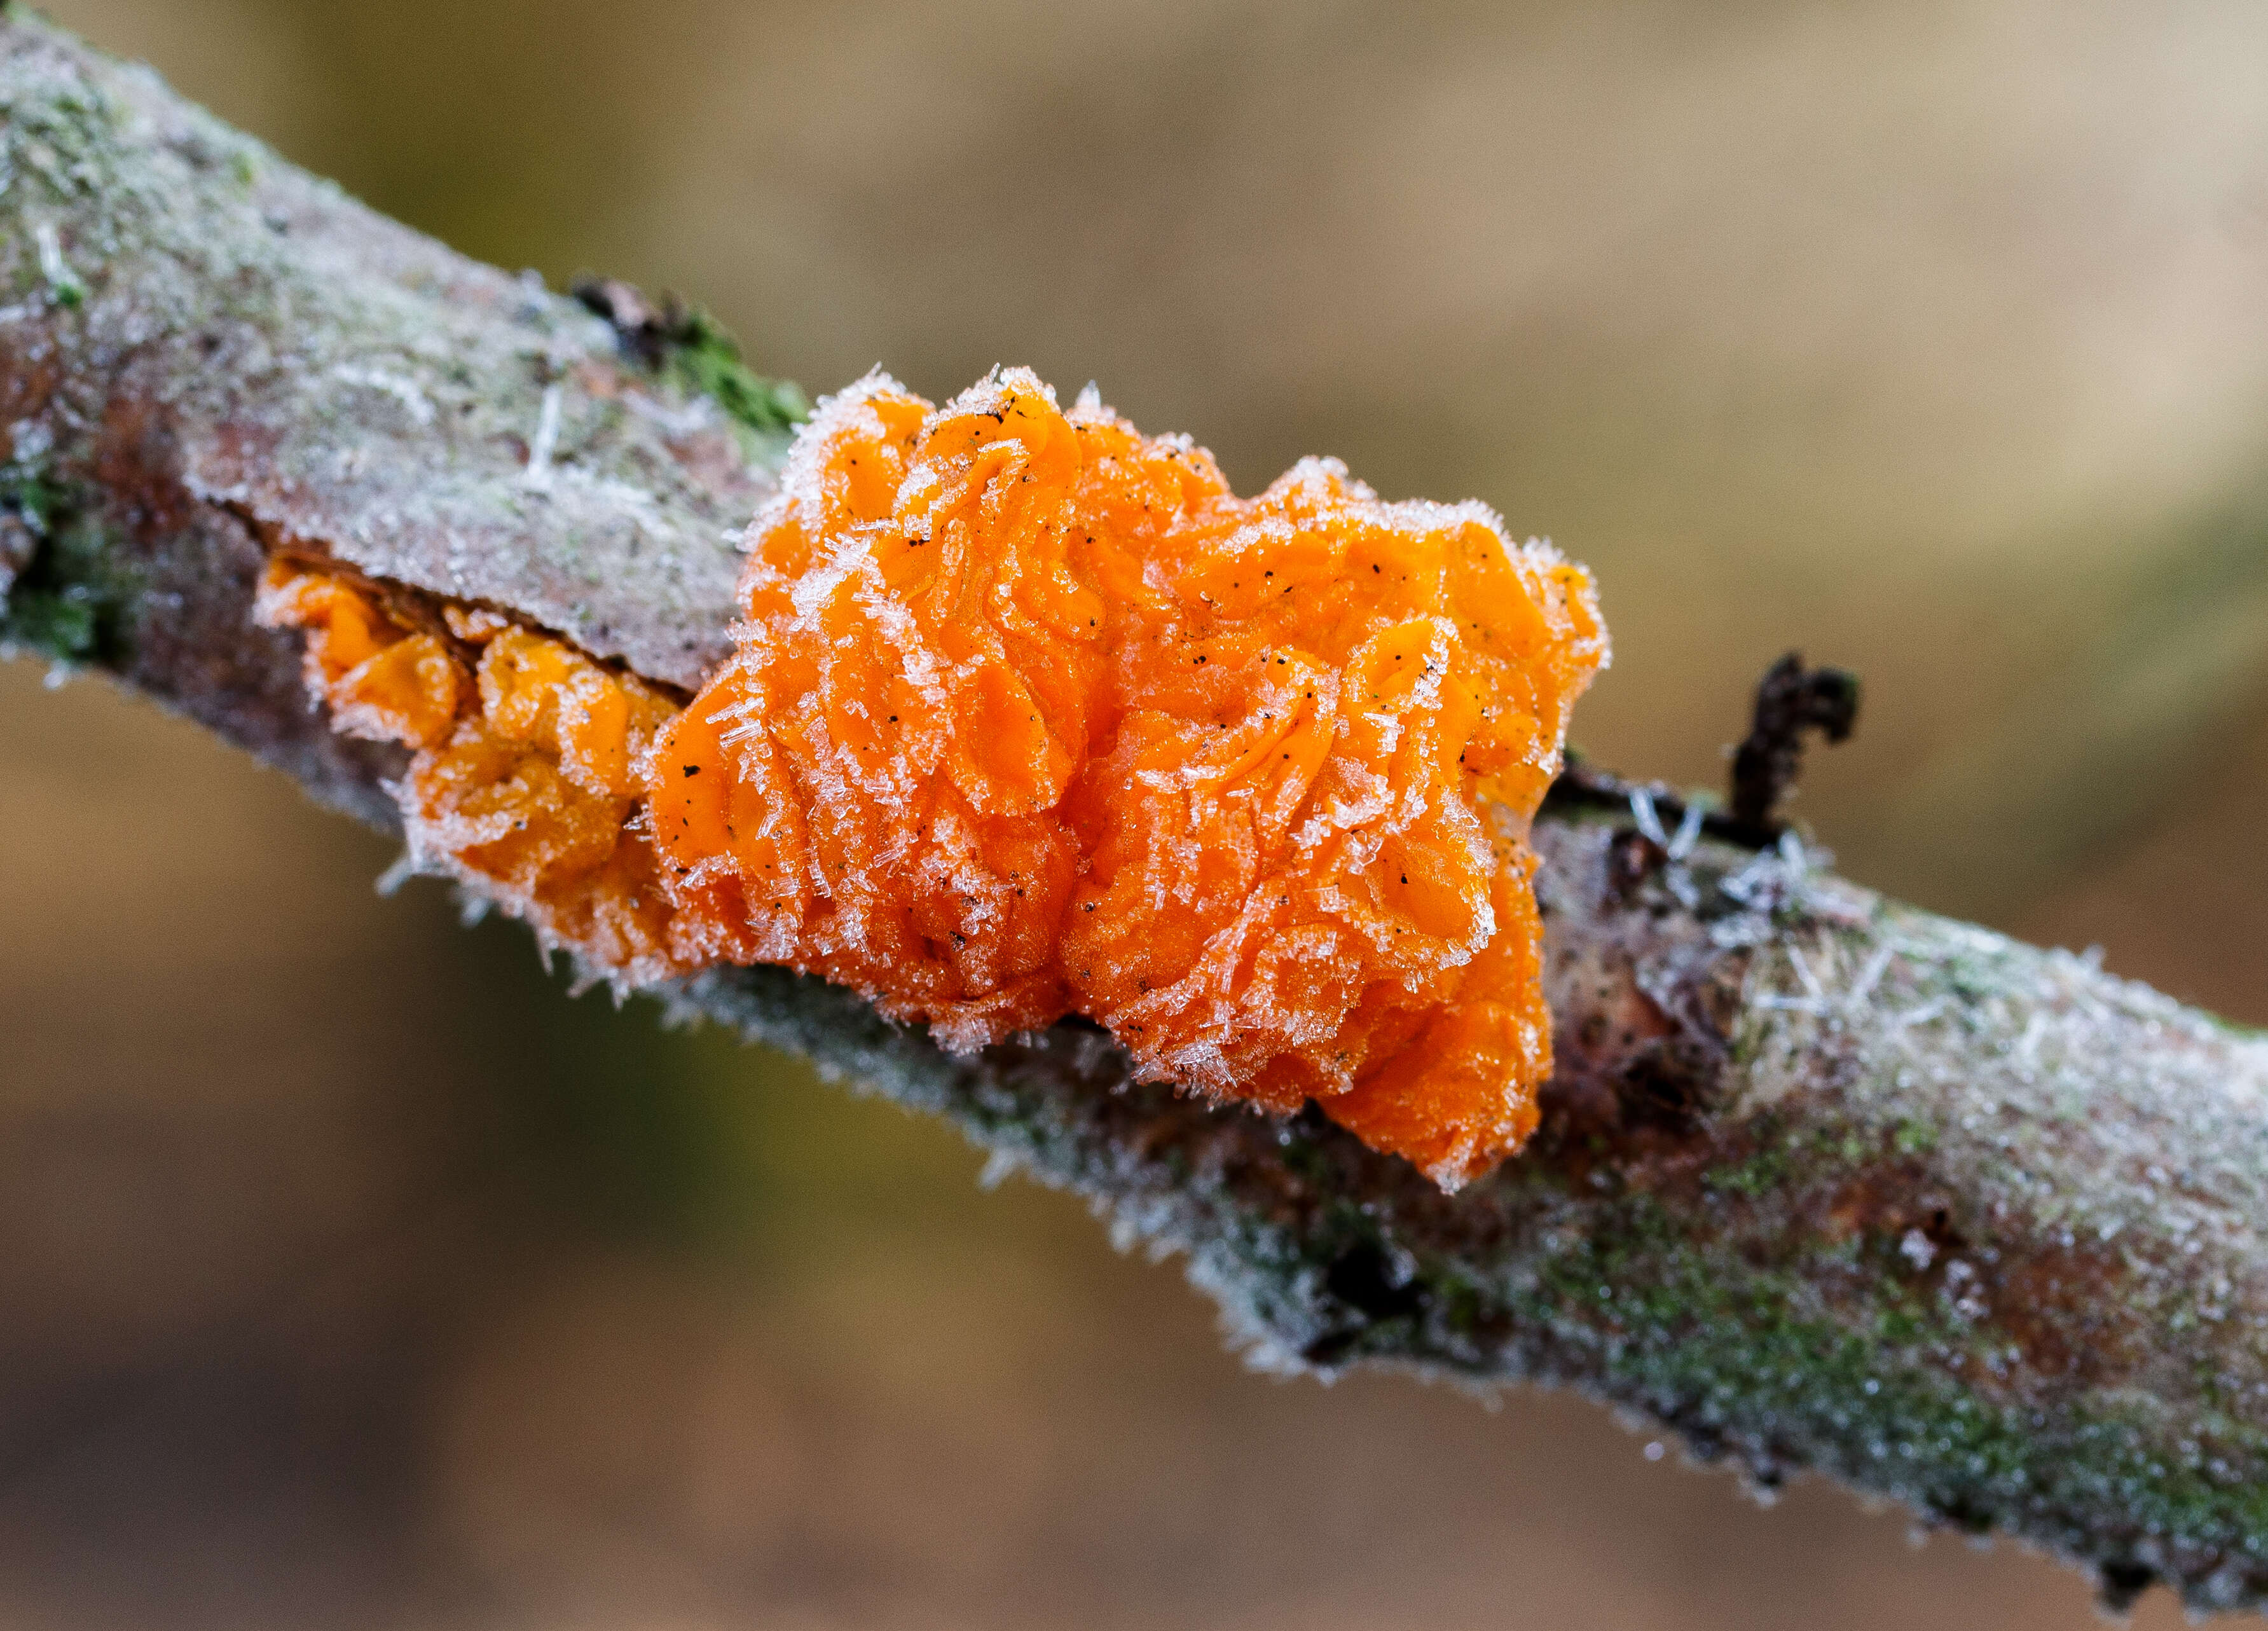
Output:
[[1725, 652, 1860, 844]]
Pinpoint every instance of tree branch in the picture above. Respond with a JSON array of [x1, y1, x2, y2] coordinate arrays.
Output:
[[5, 12, 2266, 1616]]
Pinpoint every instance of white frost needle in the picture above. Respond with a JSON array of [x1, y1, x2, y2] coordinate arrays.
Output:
[[1788, 943, 1826, 1001], [1846, 943, 1895, 1009], [521, 383, 563, 490], [1668, 799, 1704, 861], [1629, 786, 1670, 847], [33, 219, 81, 305], [1894, 997, 1949, 1031]]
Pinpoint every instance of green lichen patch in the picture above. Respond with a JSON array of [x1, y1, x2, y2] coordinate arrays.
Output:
[[570, 275, 809, 464], [663, 307, 809, 451], [0, 478, 134, 665]]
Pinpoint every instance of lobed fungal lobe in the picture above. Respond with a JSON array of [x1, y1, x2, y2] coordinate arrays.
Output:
[[650, 368, 1606, 1186]]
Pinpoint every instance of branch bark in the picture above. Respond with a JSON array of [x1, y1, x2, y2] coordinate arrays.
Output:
[[6, 12, 2267, 1615]]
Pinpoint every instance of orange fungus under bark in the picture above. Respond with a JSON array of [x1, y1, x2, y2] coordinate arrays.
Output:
[[255, 561, 689, 986], [261, 368, 1607, 1188]]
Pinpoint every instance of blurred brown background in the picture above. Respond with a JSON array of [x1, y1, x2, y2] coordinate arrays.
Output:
[[8, 0, 2268, 1625]]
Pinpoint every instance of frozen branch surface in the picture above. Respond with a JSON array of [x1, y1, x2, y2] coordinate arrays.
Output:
[[5, 13, 2267, 1615]]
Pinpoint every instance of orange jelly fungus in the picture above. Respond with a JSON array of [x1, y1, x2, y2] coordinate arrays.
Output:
[[261, 367, 1607, 1188], [256, 561, 688, 985]]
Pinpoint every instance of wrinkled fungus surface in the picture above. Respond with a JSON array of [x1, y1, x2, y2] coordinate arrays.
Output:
[[264, 368, 1606, 1187], [256, 560, 689, 986]]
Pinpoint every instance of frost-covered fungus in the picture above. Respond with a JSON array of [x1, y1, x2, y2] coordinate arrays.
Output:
[[256, 561, 689, 988], [649, 368, 1607, 1187], [261, 369, 1605, 1187]]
